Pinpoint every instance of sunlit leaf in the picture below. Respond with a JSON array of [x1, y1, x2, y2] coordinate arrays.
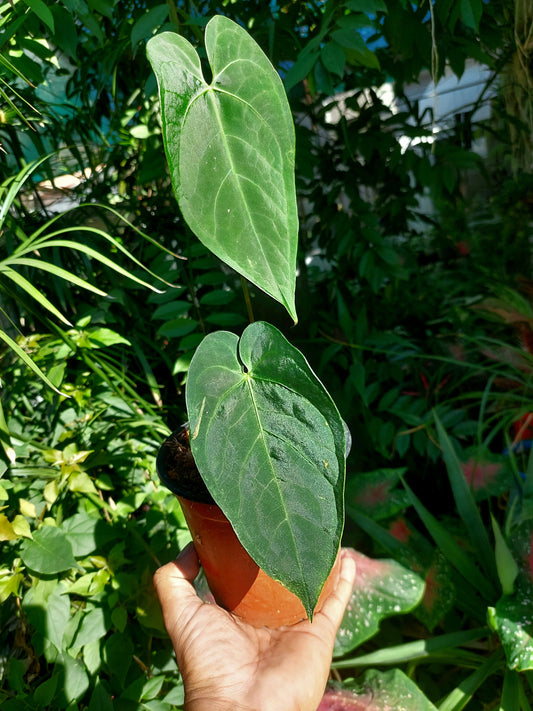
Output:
[[73, 607, 109, 648], [22, 0, 55, 32], [0, 330, 64, 395], [334, 549, 425, 656], [0, 514, 17, 541], [147, 16, 298, 321], [0, 265, 72, 325], [85, 327, 131, 349], [8, 257, 107, 297]]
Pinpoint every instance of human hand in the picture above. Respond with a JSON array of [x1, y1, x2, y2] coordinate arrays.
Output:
[[153, 544, 356, 711]]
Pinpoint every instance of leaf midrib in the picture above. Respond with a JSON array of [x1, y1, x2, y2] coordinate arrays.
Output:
[[207, 88, 281, 296], [244, 374, 307, 595], [201, 371, 305, 582]]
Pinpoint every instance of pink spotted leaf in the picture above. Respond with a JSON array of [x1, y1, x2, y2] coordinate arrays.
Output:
[[459, 447, 511, 501], [346, 469, 409, 521], [318, 670, 437, 710], [333, 549, 425, 657]]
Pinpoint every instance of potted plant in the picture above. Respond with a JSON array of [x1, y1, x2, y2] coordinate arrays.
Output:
[[147, 15, 348, 627]]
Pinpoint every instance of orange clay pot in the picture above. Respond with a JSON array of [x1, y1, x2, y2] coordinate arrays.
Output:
[[178, 495, 341, 628]]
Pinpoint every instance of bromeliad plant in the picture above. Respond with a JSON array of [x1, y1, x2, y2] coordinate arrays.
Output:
[[147, 16, 346, 618]]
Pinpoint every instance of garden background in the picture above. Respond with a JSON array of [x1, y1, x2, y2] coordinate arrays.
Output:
[[1, 0, 533, 708]]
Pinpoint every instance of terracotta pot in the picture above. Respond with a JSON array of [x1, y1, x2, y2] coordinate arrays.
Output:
[[156, 431, 340, 627], [178, 495, 340, 628]]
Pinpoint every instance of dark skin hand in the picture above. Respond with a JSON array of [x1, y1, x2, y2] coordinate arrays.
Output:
[[153, 544, 356, 711]]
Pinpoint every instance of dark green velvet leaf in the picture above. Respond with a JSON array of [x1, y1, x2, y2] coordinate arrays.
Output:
[[147, 17, 298, 321], [186, 321, 345, 617]]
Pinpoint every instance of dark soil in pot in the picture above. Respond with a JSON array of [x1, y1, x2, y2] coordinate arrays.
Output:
[[157, 426, 214, 504]]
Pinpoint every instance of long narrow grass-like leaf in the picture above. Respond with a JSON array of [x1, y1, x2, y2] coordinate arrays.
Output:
[[26, 203, 184, 262], [346, 505, 412, 557], [524, 440, 533, 498], [0, 84, 37, 130], [437, 650, 504, 711], [26, 214, 180, 264], [80, 351, 161, 423], [519, 675, 533, 711], [333, 628, 489, 668], [0, 330, 65, 395], [434, 411, 498, 585], [5, 257, 107, 297], [0, 304, 23, 338], [0, 266, 72, 325], [56, 229, 169, 288], [0, 154, 54, 228], [401, 477, 496, 600], [504, 429, 527, 490], [131, 342, 163, 408], [525, 671, 533, 694], [23, 238, 164, 293], [447, 570, 491, 625], [0, 396, 16, 465], [477, 373, 497, 446], [500, 669, 522, 711], [0, 75, 40, 112], [8, 466, 61, 479], [491, 514, 519, 595], [0, 52, 36, 85]]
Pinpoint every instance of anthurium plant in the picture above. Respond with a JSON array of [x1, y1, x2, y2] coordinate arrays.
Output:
[[147, 16, 345, 618]]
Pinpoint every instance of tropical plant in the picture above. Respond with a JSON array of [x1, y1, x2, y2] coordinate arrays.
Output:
[[147, 15, 348, 617], [1, 0, 532, 708]]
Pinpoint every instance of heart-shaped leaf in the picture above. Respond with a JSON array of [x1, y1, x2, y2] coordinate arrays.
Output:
[[186, 321, 345, 617], [147, 17, 298, 321]]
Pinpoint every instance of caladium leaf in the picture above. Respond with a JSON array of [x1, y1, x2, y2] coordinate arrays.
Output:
[[488, 515, 533, 670], [488, 591, 533, 671], [413, 552, 456, 632], [186, 321, 345, 617], [459, 446, 511, 501], [334, 549, 425, 656], [346, 468, 409, 520], [147, 16, 298, 322], [319, 670, 438, 710]]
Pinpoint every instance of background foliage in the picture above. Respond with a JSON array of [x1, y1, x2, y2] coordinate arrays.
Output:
[[1, 0, 532, 708]]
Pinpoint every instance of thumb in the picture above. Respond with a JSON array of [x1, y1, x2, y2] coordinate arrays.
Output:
[[312, 548, 356, 636], [153, 543, 204, 638]]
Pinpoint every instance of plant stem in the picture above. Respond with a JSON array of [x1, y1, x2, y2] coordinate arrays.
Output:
[[241, 276, 255, 323]]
